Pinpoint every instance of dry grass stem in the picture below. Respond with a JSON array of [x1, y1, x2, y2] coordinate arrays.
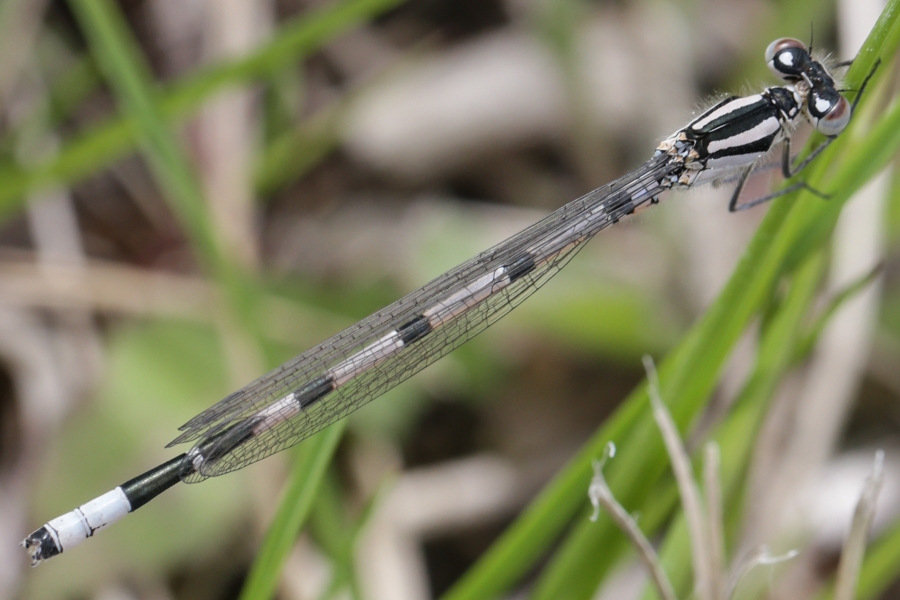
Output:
[[703, 442, 726, 600], [725, 546, 799, 599], [834, 450, 885, 600], [588, 443, 678, 600], [643, 355, 715, 600]]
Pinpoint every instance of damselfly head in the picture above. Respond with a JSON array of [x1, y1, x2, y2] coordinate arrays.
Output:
[[766, 37, 849, 137], [765, 38, 811, 82], [807, 86, 851, 136]]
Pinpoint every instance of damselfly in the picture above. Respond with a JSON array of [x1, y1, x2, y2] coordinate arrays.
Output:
[[22, 37, 877, 565]]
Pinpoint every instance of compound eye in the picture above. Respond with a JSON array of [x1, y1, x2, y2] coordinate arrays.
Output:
[[765, 37, 808, 81], [809, 88, 850, 136]]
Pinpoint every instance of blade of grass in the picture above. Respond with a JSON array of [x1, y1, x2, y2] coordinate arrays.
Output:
[[817, 516, 900, 600], [0, 0, 405, 217], [535, 248, 826, 600], [239, 421, 347, 600], [588, 446, 679, 600], [67, 0, 276, 338], [313, 476, 384, 600], [703, 443, 726, 600], [640, 249, 827, 600], [254, 104, 340, 195], [834, 451, 885, 600], [645, 356, 714, 600], [67, 0, 223, 274], [793, 264, 883, 362]]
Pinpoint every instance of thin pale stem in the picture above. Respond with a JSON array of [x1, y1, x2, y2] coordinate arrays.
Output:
[[834, 450, 885, 600], [588, 446, 678, 600], [704, 443, 726, 600], [726, 546, 799, 599], [644, 355, 714, 600]]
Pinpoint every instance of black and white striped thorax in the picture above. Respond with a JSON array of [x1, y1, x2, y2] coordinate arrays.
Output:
[[656, 85, 803, 188]]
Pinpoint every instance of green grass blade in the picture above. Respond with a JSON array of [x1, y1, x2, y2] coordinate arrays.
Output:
[[239, 422, 347, 600], [794, 265, 883, 363], [639, 250, 827, 600], [532, 250, 827, 600], [67, 0, 222, 273], [254, 106, 340, 195], [0, 0, 404, 217]]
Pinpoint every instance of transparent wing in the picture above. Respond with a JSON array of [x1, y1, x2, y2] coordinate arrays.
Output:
[[172, 155, 675, 481]]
